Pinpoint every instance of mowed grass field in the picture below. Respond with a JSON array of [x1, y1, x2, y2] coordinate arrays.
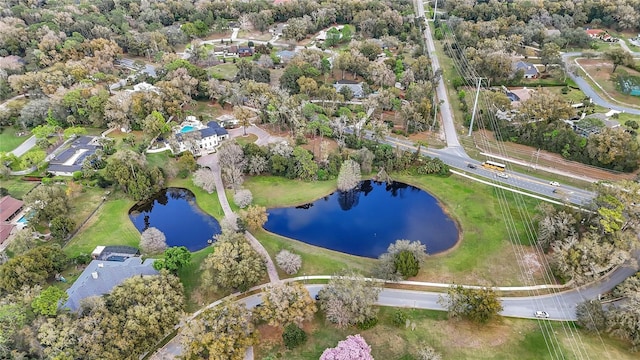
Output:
[[0, 127, 30, 152], [255, 307, 635, 360]]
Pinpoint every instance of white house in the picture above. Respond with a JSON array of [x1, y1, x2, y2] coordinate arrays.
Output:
[[174, 117, 229, 156]]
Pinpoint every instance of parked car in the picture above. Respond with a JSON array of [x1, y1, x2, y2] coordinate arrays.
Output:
[[467, 163, 477, 169], [549, 181, 560, 186], [534, 311, 549, 318], [496, 172, 509, 179]]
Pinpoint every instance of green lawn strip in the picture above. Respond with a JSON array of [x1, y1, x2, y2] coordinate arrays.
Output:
[[63, 194, 140, 257], [256, 306, 635, 360], [0, 177, 39, 199], [178, 246, 216, 312], [67, 186, 109, 235], [254, 228, 375, 278], [235, 133, 259, 146], [0, 127, 30, 152], [168, 177, 226, 219], [244, 176, 338, 208], [393, 174, 541, 286], [146, 150, 172, 168], [207, 63, 239, 81]]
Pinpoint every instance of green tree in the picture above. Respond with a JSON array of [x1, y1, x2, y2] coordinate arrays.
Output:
[[0, 245, 67, 293], [438, 285, 503, 323], [576, 300, 607, 333], [604, 48, 634, 73], [201, 230, 265, 291], [50, 215, 75, 240], [181, 301, 256, 360], [282, 323, 307, 349], [153, 246, 192, 273], [62, 126, 87, 139], [256, 282, 317, 327], [317, 271, 382, 328], [291, 146, 318, 181], [105, 150, 165, 201], [540, 42, 561, 72], [32, 286, 68, 316], [394, 250, 420, 278]]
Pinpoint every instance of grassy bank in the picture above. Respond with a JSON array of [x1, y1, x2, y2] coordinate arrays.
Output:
[[255, 306, 635, 360], [0, 127, 30, 152]]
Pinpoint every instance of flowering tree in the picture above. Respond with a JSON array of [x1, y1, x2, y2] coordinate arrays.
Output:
[[275, 249, 302, 275], [337, 159, 361, 191], [192, 168, 216, 193], [320, 334, 373, 360], [233, 189, 253, 208], [140, 227, 167, 254]]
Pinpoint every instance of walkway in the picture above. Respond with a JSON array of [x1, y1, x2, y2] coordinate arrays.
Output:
[[196, 152, 279, 284]]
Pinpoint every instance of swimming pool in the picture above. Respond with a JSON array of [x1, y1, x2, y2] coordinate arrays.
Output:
[[180, 125, 195, 133], [106, 255, 128, 262], [17, 211, 34, 224]]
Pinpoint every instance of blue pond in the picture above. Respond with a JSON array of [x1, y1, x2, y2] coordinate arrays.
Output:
[[264, 180, 459, 258], [128, 188, 221, 252]]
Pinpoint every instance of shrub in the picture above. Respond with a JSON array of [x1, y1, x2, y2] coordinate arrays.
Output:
[[282, 323, 307, 349], [392, 310, 407, 327], [356, 316, 378, 330], [276, 250, 302, 275], [233, 189, 253, 208]]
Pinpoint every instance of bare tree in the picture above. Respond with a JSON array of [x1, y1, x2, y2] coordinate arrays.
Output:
[[140, 227, 168, 254], [217, 141, 247, 189], [276, 250, 302, 275], [192, 168, 217, 194]]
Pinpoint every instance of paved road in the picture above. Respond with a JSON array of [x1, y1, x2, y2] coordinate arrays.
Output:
[[8, 134, 36, 157], [416, 0, 461, 150], [562, 52, 640, 115]]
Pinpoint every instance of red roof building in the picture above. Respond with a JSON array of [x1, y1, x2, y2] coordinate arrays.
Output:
[[0, 195, 24, 244]]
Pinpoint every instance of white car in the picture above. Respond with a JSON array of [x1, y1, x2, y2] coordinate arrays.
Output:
[[534, 311, 549, 318], [496, 172, 509, 179], [549, 181, 560, 186]]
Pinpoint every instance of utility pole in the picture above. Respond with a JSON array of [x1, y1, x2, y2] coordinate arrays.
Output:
[[467, 77, 483, 137], [433, 0, 438, 21]]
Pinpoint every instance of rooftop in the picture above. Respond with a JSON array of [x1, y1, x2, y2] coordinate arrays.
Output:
[[64, 257, 158, 311], [0, 195, 24, 222]]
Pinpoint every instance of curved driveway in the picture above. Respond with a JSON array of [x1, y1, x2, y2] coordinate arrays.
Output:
[[562, 52, 640, 115]]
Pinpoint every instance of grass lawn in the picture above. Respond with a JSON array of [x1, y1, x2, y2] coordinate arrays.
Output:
[[245, 173, 543, 286], [66, 186, 109, 237], [394, 174, 543, 286], [146, 150, 172, 169], [255, 306, 636, 359], [0, 127, 30, 152], [64, 192, 140, 257], [235, 133, 258, 146], [0, 177, 39, 199], [178, 246, 216, 312], [208, 63, 239, 81], [168, 177, 226, 219]]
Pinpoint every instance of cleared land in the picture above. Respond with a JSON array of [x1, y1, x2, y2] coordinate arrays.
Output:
[[255, 307, 635, 360], [576, 58, 640, 109]]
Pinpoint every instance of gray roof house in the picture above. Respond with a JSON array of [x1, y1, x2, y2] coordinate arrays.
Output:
[[513, 61, 539, 79], [333, 79, 365, 98], [64, 257, 158, 311], [47, 136, 101, 176], [276, 50, 297, 63]]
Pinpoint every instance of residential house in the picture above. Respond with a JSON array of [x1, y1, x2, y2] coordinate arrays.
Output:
[[316, 25, 344, 42], [47, 136, 102, 176], [226, 45, 238, 55], [585, 29, 616, 42], [0, 195, 24, 244], [64, 257, 158, 311], [506, 87, 535, 107], [276, 50, 297, 63], [174, 117, 229, 155], [513, 61, 539, 79], [334, 79, 365, 98], [238, 46, 254, 57]]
